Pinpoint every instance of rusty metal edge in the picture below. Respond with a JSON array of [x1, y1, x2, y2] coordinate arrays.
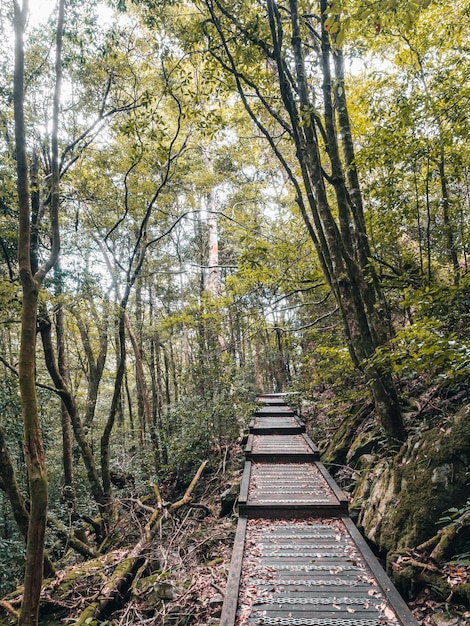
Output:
[[342, 516, 420, 626], [315, 461, 349, 510], [220, 516, 247, 626]]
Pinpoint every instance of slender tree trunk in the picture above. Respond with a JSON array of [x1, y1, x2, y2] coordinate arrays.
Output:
[[162, 345, 171, 406], [438, 148, 460, 284], [149, 293, 165, 467], [73, 306, 108, 429], [39, 315, 107, 513], [425, 159, 432, 284], [101, 311, 126, 507], [125, 371, 135, 439], [254, 340, 263, 392], [0, 426, 55, 578], [125, 312, 152, 439], [413, 165, 424, 276], [54, 267, 77, 514], [13, 1, 64, 622]]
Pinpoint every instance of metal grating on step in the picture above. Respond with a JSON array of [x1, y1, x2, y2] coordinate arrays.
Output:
[[248, 463, 341, 506], [245, 434, 319, 461], [255, 406, 296, 417], [249, 415, 305, 435], [256, 394, 293, 406], [235, 518, 403, 626]]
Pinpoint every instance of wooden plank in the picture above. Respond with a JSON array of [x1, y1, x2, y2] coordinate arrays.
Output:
[[238, 461, 251, 503], [315, 460, 349, 511], [220, 516, 247, 626]]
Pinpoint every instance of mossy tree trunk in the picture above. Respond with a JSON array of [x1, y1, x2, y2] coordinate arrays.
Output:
[[0, 425, 56, 579], [13, 1, 65, 622], [39, 312, 108, 515], [54, 265, 78, 516]]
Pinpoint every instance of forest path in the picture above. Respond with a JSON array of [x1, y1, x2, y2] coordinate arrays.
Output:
[[220, 393, 419, 626]]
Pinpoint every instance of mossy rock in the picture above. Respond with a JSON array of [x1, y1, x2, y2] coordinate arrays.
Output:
[[346, 432, 383, 465], [453, 583, 470, 604], [220, 482, 240, 517], [354, 404, 470, 553], [321, 404, 372, 465]]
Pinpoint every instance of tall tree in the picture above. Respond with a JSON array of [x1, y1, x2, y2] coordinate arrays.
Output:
[[197, 0, 406, 440], [13, 0, 64, 623]]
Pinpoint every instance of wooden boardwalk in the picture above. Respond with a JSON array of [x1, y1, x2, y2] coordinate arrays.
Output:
[[221, 394, 419, 626]]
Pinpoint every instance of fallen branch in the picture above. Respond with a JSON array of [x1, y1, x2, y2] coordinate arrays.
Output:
[[48, 517, 97, 559], [0, 600, 19, 620], [73, 460, 207, 625], [169, 461, 207, 512]]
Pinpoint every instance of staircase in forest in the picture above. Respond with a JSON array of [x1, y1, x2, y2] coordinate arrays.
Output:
[[220, 393, 419, 626]]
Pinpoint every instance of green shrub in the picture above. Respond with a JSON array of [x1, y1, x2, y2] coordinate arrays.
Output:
[[371, 316, 470, 385]]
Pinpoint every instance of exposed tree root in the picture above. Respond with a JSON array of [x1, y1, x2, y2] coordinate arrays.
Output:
[[417, 509, 470, 563]]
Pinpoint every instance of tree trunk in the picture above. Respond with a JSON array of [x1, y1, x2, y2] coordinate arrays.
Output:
[[39, 315, 107, 513], [13, 0, 64, 622], [438, 147, 460, 284], [125, 313, 152, 441], [203, 0, 406, 440], [101, 311, 126, 509], [54, 266, 78, 514], [72, 305, 108, 429], [0, 425, 55, 579], [150, 312, 166, 467]]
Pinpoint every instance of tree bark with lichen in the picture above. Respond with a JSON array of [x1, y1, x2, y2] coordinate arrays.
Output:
[[13, 1, 65, 623]]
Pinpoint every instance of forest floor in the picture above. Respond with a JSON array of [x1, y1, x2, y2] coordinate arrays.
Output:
[[115, 447, 470, 626], [99, 416, 470, 626], [1, 408, 469, 625]]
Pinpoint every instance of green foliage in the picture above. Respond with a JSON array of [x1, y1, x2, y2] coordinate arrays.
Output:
[[1, 0, 469, 606], [324, 0, 433, 48], [0, 376, 24, 479], [0, 535, 24, 596], [439, 498, 470, 527], [388, 318, 468, 382], [438, 499, 470, 566], [370, 277, 470, 385], [403, 278, 470, 335], [165, 393, 247, 481], [303, 345, 360, 395]]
